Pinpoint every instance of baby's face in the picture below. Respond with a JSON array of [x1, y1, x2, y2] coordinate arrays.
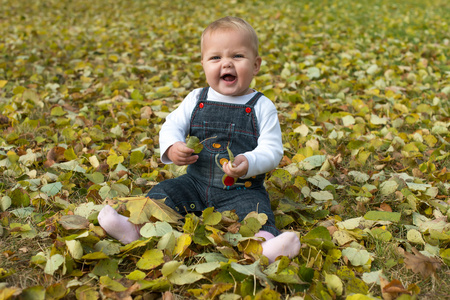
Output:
[[201, 29, 261, 96]]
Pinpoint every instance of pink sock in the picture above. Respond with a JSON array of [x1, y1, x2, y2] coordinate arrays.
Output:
[[257, 231, 301, 263], [255, 230, 275, 241], [98, 205, 141, 244]]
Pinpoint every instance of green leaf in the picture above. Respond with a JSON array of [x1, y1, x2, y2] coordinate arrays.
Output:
[[302, 226, 335, 250], [227, 146, 235, 165], [81, 252, 110, 260], [161, 261, 183, 277], [9, 188, 30, 207], [66, 240, 84, 259], [186, 136, 204, 153], [99, 276, 127, 292], [44, 254, 64, 275], [126, 270, 147, 281], [311, 191, 334, 202], [84, 172, 105, 184], [21, 286, 46, 300], [167, 264, 204, 285], [140, 221, 173, 238], [41, 182, 63, 197], [94, 241, 121, 256], [191, 261, 221, 274], [50, 106, 67, 116], [45, 282, 69, 299], [370, 227, 392, 242], [341, 248, 371, 266], [52, 161, 86, 173], [130, 150, 145, 165], [203, 207, 222, 225], [75, 285, 99, 299], [92, 259, 121, 278], [307, 175, 332, 190], [379, 180, 399, 195], [324, 272, 343, 296], [64, 147, 77, 161], [364, 211, 401, 222], [1, 196, 11, 211]]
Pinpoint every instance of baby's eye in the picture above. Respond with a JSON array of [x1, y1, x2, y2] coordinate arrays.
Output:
[[210, 56, 220, 60], [234, 54, 244, 58]]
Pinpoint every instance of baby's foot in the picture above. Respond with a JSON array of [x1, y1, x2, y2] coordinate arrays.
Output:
[[98, 205, 141, 244], [261, 232, 300, 263]]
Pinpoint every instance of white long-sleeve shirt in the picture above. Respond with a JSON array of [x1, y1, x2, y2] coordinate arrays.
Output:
[[159, 87, 283, 179]]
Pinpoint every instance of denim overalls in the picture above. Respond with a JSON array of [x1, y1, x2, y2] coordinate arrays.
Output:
[[147, 87, 279, 236]]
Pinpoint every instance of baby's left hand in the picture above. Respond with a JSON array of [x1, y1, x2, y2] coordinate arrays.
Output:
[[223, 155, 249, 178]]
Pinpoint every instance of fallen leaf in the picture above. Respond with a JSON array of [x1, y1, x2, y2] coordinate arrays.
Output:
[[403, 247, 441, 278], [59, 215, 90, 230], [380, 277, 411, 300]]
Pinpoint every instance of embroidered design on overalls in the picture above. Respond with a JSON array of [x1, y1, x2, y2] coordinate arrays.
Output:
[[188, 87, 264, 192]]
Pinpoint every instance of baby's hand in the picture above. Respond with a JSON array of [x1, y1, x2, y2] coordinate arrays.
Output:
[[167, 141, 198, 166], [223, 155, 249, 178]]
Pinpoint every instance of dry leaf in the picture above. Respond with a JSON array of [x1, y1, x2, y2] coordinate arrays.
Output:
[[403, 247, 441, 278], [163, 291, 174, 300], [379, 203, 392, 212], [140, 106, 153, 119], [45, 146, 67, 167], [59, 215, 90, 230], [380, 277, 411, 300]]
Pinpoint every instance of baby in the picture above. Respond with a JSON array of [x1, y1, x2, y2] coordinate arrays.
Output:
[[99, 16, 300, 263]]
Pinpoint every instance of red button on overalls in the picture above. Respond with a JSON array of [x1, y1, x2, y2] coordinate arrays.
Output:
[[199, 103, 204, 108], [245, 107, 251, 113]]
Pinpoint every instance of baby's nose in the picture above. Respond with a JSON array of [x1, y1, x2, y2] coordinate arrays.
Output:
[[222, 59, 233, 67]]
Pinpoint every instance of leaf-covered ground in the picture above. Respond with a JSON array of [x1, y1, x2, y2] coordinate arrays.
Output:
[[1, 0, 449, 299]]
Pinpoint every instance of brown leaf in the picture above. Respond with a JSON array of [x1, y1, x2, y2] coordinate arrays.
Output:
[[226, 222, 241, 234], [403, 247, 441, 278], [379, 203, 392, 212], [140, 106, 154, 119], [0, 114, 9, 125], [278, 155, 292, 167], [101, 282, 140, 300], [330, 204, 345, 214], [356, 202, 366, 214], [380, 277, 411, 300], [163, 291, 174, 300], [45, 146, 67, 167], [327, 225, 338, 236], [59, 215, 90, 230]]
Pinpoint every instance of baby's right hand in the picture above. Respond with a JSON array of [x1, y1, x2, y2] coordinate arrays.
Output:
[[167, 141, 199, 166]]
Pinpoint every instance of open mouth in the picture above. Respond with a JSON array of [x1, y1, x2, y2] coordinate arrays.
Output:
[[221, 74, 236, 82]]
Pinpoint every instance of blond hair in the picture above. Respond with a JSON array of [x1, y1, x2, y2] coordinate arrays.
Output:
[[201, 16, 259, 56]]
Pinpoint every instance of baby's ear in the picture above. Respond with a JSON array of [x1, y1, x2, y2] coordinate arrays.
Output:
[[253, 56, 262, 74]]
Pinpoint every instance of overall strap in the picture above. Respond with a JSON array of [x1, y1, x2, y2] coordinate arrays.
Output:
[[198, 87, 209, 102], [245, 92, 264, 107]]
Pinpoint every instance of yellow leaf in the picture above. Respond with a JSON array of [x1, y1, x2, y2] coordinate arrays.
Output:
[[325, 272, 343, 296], [123, 196, 182, 224], [292, 153, 306, 163], [237, 239, 262, 257], [407, 229, 425, 245], [106, 154, 124, 168], [136, 249, 164, 270], [173, 233, 192, 256], [0, 80, 8, 88]]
